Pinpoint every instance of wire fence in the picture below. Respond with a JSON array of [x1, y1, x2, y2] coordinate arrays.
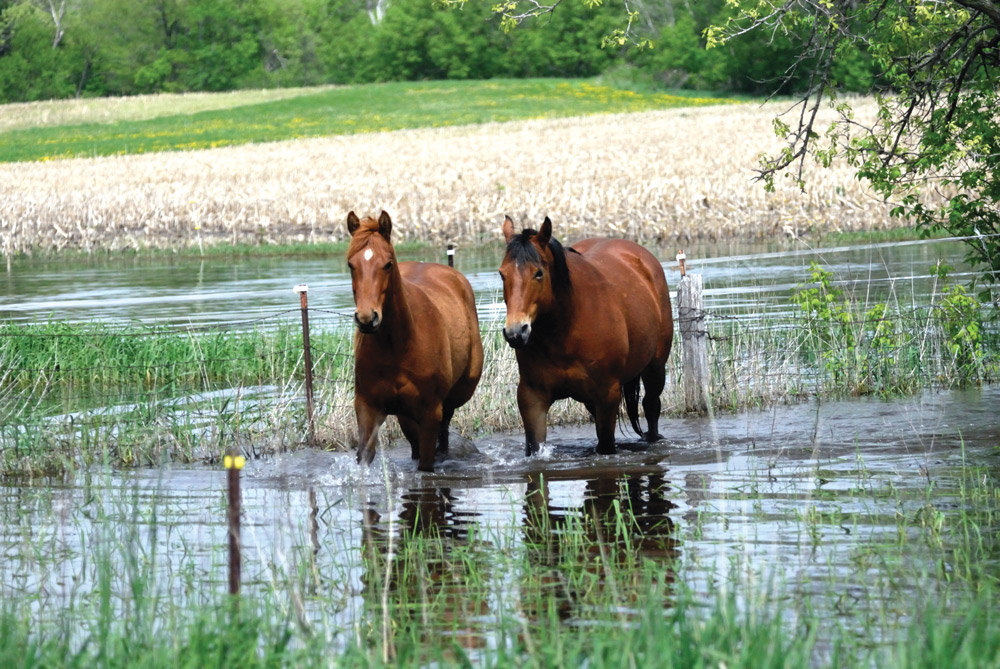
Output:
[[1, 274, 998, 475]]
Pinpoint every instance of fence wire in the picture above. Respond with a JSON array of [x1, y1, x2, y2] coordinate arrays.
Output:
[[1, 292, 997, 472]]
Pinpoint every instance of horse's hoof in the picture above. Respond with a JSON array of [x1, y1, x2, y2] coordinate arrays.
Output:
[[596, 443, 617, 455], [644, 431, 665, 443]]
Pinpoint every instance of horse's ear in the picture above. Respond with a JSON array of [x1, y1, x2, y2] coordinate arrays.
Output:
[[537, 216, 553, 247], [347, 211, 360, 236], [378, 210, 392, 240], [502, 215, 516, 243]]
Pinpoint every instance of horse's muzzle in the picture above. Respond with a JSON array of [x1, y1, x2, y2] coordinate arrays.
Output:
[[503, 322, 531, 348], [354, 310, 381, 334]]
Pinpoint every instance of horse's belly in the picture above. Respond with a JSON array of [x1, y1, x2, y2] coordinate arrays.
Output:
[[522, 356, 602, 401], [359, 372, 424, 414]]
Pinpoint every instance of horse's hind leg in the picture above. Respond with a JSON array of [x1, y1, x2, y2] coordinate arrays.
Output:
[[594, 394, 620, 455], [640, 363, 667, 442], [416, 410, 443, 472], [436, 406, 455, 456], [398, 416, 421, 461]]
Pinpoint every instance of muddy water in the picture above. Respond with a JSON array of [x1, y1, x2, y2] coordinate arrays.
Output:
[[0, 236, 972, 327], [2, 386, 997, 652]]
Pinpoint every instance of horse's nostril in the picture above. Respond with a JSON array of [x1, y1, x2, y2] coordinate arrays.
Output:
[[520, 323, 529, 335]]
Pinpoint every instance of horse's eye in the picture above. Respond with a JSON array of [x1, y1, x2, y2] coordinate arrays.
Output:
[[383, 261, 393, 271], [534, 269, 544, 280], [498, 271, 505, 282]]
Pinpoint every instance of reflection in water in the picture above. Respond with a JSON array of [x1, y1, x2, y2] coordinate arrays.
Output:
[[359, 487, 489, 660], [356, 470, 681, 658], [522, 467, 680, 621]]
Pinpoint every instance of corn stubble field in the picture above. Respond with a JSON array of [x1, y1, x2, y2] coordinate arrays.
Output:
[[0, 98, 905, 255]]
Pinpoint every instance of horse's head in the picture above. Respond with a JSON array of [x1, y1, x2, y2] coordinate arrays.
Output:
[[346, 210, 397, 334], [499, 215, 569, 348]]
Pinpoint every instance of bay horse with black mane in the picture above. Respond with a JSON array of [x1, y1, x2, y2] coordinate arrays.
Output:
[[499, 215, 673, 456], [347, 211, 484, 472]]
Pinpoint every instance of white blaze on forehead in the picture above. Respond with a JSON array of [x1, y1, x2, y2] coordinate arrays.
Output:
[[363, 248, 374, 261]]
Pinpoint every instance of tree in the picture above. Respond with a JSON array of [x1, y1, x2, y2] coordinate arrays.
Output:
[[0, 1, 76, 99], [471, 0, 998, 294], [707, 1, 999, 295]]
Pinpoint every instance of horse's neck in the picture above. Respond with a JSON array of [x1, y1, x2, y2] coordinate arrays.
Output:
[[378, 271, 415, 344], [537, 253, 594, 332]]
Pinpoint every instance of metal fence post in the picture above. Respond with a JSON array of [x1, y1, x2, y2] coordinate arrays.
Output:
[[676, 251, 711, 415], [447, 243, 455, 267], [294, 284, 316, 443]]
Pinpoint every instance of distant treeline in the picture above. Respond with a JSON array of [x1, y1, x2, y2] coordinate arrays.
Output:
[[0, 0, 877, 103]]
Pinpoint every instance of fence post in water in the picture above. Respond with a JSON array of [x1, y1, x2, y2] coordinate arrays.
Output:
[[447, 243, 455, 267], [225, 452, 245, 597], [294, 284, 316, 444], [676, 251, 711, 415]]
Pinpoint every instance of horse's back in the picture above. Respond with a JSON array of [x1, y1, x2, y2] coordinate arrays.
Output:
[[572, 238, 673, 360], [572, 238, 671, 306], [400, 261, 484, 397], [400, 261, 478, 319]]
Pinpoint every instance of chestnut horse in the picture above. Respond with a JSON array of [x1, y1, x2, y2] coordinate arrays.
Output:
[[347, 211, 484, 472], [499, 216, 673, 456]]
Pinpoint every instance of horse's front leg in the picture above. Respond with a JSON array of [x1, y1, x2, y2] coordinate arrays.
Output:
[[355, 399, 386, 466], [415, 405, 444, 473], [593, 388, 621, 455], [517, 383, 551, 456]]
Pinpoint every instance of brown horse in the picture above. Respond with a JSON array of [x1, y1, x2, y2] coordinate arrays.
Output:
[[347, 211, 484, 472], [499, 215, 673, 456]]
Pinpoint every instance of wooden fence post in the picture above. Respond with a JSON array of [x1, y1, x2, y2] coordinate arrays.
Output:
[[447, 243, 455, 267], [676, 252, 711, 415], [224, 452, 245, 597]]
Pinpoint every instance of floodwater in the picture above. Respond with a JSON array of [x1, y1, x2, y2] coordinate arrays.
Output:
[[0, 235, 975, 328], [1, 385, 997, 655], [1, 235, 997, 657]]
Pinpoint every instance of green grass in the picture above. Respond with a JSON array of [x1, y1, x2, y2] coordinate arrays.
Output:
[[0, 78, 737, 164], [0, 320, 353, 392]]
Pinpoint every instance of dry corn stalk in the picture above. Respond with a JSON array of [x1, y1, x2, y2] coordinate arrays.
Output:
[[1, 99, 932, 255]]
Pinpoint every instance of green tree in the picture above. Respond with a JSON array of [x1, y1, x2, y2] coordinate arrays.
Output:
[[706, 1, 999, 295], [0, 2, 76, 100], [504, 0, 620, 77]]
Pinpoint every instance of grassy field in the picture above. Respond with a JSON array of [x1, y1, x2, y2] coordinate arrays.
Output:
[[0, 79, 923, 257], [0, 79, 732, 163], [0, 85, 340, 134]]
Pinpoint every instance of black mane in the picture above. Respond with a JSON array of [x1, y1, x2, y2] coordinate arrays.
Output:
[[506, 228, 574, 295]]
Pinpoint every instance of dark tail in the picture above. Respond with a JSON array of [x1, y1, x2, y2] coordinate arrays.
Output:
[[622, 378, 643, 438]]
